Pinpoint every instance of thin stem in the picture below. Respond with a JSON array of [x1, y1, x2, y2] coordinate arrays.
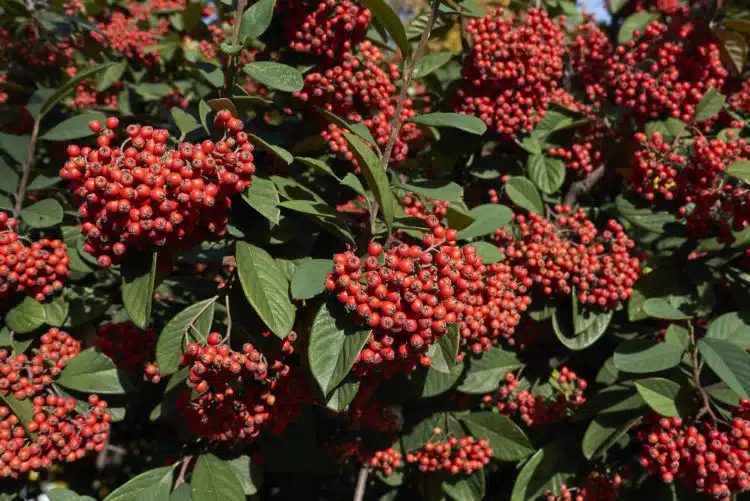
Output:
[[223, 0, 248, 98], [174, 455, 193, 489], [353, 466, 369, 501], [688, 320, 718, 423], [224, 294, 233, 342], [380, 0, 441, 170], [14, 116, 42, 217]]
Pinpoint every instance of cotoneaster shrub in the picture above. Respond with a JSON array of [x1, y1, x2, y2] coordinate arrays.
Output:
[[1, 0, 750, 500]]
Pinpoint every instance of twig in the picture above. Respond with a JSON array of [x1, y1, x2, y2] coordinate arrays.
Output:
[[353, 466, 369, 501], [174, 455, 193, 489], [380, 0, 441, 170], [562, 163, 606, 207], [223, 0, 248, 97], [14, 116, 42, 217], [224, 294, 232, 342], [688, 320, 718, 423]]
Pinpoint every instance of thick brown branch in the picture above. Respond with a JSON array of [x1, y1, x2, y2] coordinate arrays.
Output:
[[562, 163, 606, 207]]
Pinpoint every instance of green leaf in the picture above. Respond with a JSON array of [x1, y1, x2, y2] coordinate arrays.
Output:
[[27, 172, 61, 191], [308, 300, 370, 395], [510, 441, 579, 501], [408, 113, 486, 135], [41, 112, 106, 141], [95, 59, 127, 91], [341, 173, 366, 196], [248, 133, 293, 164], [225, 456, 262, 496], [297, 156, 340, 180], [199, 100, 212, 133], [414, 52, 455, 78], [239, 0, 275, 41], [344, 133, 394, 230], [635, 378, 686, 417], [45, 294, 69, 327], [121, 252, 157, 329], [428, 324, 459, 374], [192, 454, 244, 501], [422, 362, 464, 398], [505, 176, 544, 214], [459, 412, 534, 461], [442, 469, 485, 501], [171, 108, 201, 137], [104, 467, 175, 501], [242, 175, 280, 224], [706, 312, 750, 345], [40, 62, 116, 117], [0, 392, 35, 432], [243, 62, 304, 92], [6, 297, 46, 334], [325, 378, 360, 411], [457, 346, 522, 394], [56, 347, 134, 394], [618, 12, 659, 44], [156, 297, 217, 375], [616, 195, 678, 234], [169, 484, 192, 501], [20, 198, 64, 228], [726, 160, 750, 182], [235, 242, 295, 339], [528, 154, 565, 194], [613, 339, 684, 374], [698, 338, 750, 400], [197, 61, 224, 88], [552, 300, 613, 351], [397, 180, 463, 202], [694, 87, 726, 122], [456, 204, 512, 240], [582, 413, 642, 460], [290, 259, 331, 300], [359, 0, 409, 57], [47, 488, 82, 501], [316, 108, 379, 148], [28, 89, 56, 120], [472, 241, 504, 264], [643, 298, 692, 320], [0, 133, 30, 165]]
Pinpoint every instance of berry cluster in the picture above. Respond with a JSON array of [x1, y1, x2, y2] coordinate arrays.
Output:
[[495, 206, 641, 309], [177, 331, 293, 443], [455, 9, 566, 139], [368, 447, 402, 476], [570, 21, 613, 108], [96, 323, 160, 383], [481, 369, 587, 426], [402, 193, 447, 221], [637, 414, 750, 499], [92, 11, 169, 65], [60, 112, 254, 266], [605, 20, 727, 123], [283, 0, 371, 60], [0, 329, 110, 478], [406, 430, 493, 475], [0, 213, 70, 301], [632, 131, 750, 240]]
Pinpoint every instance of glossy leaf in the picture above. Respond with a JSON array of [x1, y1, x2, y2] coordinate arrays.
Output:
[[505, 176, 544, 214], [344, 133, 394, 230], [428, 324, 459, 374], [242, 175, 281, 225], [408, 113, 487, 135], [359, 0, 409, 57], [457, 346, 522, 394], [20, 198, 64, 228], [5, 297, 46, 334], [191, 454, 245, 501], [459, 412, 534, 461], [243, 62, 304, 92], [613, 339, 684, 374], [694, 87, 726, 122], [56, 347, 134, 394], [103, 466, 175, 501], [41, 112, 106, 141], [698, 338, 750, 400], [239, 0, 276, 41], [528, 154, 565, 194], [290, 259, 331, 300], [121, 252, 158, 329], [156, 297, 217, 375], [456, 204, 512, 240]]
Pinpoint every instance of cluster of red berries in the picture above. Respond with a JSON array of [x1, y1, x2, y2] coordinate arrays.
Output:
[[177, 331, 294, 443], [729, 79, 750, 116], [548, 122, 614, 176], [605, 19, 727, 123], [284, 0, 371, 60], [481, 369, 587, 426], [96, 323, 160, 383], [0, 329, 80, 400], [495, 206, 641, 309], [0, 329, 110, 478], [0, 213, 70, 301], [402, 193, 447, 221], [60, 112, 254, 266], [406, 429, 493, 475], [455, 9, 566, 139], [368, 447, 402, 476], [632, 131, 750, 240], [637, 414, 750, 499], [0, 393, 110, 478], [570, 21, 613, 108]]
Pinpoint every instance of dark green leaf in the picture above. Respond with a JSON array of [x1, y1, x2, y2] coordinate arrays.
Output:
[[40, 62, 116, 117], [635, 378, 686, 417], [225, 456, 262, 495], [408, 113, 486, 135], [397, 180, 463, 202], [616, 195, 679, 234], [44, 294, 69, 327], [248, 133, 293, 164], [47, 488, 82, 501], [413, 52, 455, 78], [457, 346, 522, 394], [706, 312, 750, 345], [236, 242, 295, 339], [290, 259, 331, 300], [95, 60, 127, 91], [103, 467, 175, 501], [727, 160, 750, 182], [324, 378, 360, 411], [613, 339, 684, 374], [239, 0, 275, 41], [510, 441, 579, 501], [0, 392, 35, 432], [456, 204, 512, 240], [171, 108, 201, 137], [197, 61, 224, 87], [694, 87, 726, 122], [20, 199, 64, 228], [5, 297, 46, 334], [618, 12, 659, 44], [0, 133, 30, 165], [191, 455, 244, 501], [442, 469, 485, 501], [528, 154, 565, 194], [552, 301, 613, 351], [582, 413, 642, 460], [359, 0, 409, 57], [297, 156, 340, 180], [56, 347, 134, 394], [344, 133, 394, 230], [121, 252, 157, 329], [643, 298, 692, 320], [422, 362, 464, 398], [41, 112, 106, 141], [459, 412, 534, 461], [156, 297, 217, 375], [428, 324, 459, 374], [698, 338, 750, 400], [308, 300, 370, 395], [242, 175, 280, 224], [505, 176, 544, 214], [472, 241, 504, 264], [243, 62, 304, 92]]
